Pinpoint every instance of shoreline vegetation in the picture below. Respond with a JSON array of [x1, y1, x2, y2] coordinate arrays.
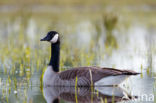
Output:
[[0, 0, 156, 14], [0, 4, 156, 13], [0, 0, 156, 6]]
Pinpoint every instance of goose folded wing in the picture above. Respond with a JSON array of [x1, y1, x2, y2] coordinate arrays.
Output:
[[59, 67, 137, 85]]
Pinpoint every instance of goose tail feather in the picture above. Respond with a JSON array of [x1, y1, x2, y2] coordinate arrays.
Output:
[[122, 70, 140, 75]]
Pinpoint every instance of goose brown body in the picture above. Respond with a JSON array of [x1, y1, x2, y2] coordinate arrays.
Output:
[[43, 66, 139, 86], [41, 31, 140, 87]]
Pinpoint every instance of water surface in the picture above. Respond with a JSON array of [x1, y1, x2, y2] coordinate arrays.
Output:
[[0, 6, 155, 103]]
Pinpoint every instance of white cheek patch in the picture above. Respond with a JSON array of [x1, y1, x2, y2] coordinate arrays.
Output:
[[50, 34, 59, 43]]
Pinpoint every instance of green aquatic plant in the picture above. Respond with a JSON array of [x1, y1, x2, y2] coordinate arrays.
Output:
[[140, 64, 143, 78], [104, 97, 108, 103], [75, 76, 78, 103], [104, 14, 118, 31], [103, 13, 118, 55], [154, 80, 156, 103]]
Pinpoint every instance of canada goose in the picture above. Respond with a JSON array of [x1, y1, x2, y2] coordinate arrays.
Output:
[[43, 86, 133, 103], [40, 31, 140, 86]]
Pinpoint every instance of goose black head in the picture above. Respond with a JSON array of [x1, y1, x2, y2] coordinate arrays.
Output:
[[40, 31, 59, 43]]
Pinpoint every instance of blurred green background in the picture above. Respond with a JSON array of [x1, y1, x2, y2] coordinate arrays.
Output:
[[0, 0, 156, 103]]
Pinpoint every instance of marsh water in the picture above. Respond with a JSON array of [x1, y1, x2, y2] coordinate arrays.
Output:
[[0, 5, 156, 103]]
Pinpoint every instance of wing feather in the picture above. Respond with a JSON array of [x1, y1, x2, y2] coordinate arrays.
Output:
[[59, 66, 139, 85]]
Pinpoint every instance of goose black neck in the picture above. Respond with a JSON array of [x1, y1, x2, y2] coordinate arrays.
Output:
[[49, 41, 60, 72]]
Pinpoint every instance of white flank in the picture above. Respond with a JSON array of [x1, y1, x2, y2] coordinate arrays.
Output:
[[43, 66, 57, 86], [95, 75, 129, 86], [50, 34, 59, 43]]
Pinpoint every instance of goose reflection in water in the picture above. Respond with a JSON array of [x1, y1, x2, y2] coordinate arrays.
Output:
[[43, 86, 136, 103]]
